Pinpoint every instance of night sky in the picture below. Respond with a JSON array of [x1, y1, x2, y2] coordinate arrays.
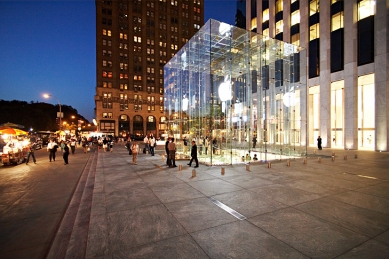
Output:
[[0, 0, 237, 121]]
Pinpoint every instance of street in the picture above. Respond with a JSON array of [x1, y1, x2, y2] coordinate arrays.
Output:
[[0, 146, 94, 259]]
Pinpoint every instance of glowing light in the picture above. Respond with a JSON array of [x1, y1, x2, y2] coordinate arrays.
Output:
[[283, 92, 296, 107], [219, 81, 232, 101]]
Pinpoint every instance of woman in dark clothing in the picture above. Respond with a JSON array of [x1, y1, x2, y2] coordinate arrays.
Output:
[[63, 142, 70, 165]]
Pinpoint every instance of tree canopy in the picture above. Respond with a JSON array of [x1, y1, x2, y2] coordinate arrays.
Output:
[[0, 100, 89, 131]]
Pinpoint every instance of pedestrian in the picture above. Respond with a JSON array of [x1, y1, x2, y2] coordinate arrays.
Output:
[[317, 136, 322, 150], [109, 138, 114, 152], [253, 154, 258, 161], [63, 141, 70, 165], [103, 137, 108, 152], [187, 140, 199, 168], [131, 141, 139, 164], [252, 136, 257, 149], [149, 136, 155, 156], [82, 137, 88, 153], [26, 142, 37, 165], [165, 137, 170, 166], [143, 135, 149, 154], [70, 139, 76, 154], [47, 139, 58, 162], [204, 137, 209, 155], [183, 136, 188, 154], [168, 137, 177, 167]]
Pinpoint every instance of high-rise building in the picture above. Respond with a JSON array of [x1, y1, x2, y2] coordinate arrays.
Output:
[[95, 0, 204, 138], [246, 0, 389, 151]]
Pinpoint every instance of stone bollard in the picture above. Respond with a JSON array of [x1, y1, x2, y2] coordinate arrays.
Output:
[[314, 150, 316, 154], [332, 156, 335, 161], [318, 157, 321, 163], [267, 162, 271, 168], [221, 167, 225, 175], [355, 154, 358, 159], [303, 159, 307, 164], [179, 164, 182, 171], [287, 160, 290, 166], [246, 164, 250, 171], [192, 169, 196, 178], [332, 152, 335, 156], [344, 155, 347, 160], [161, 155, 165, 162]]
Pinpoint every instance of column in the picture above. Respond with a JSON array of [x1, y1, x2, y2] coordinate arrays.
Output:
[[374, 0, 389, 151], [319, 0, 331, 148], [343, 0, 358, 150]]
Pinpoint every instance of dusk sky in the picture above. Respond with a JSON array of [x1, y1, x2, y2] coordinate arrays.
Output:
[[0, 0, 237, 122]]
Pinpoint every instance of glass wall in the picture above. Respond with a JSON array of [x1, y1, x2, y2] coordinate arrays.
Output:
[[164, 19, 307, 165], [358, 73, 375, 150]]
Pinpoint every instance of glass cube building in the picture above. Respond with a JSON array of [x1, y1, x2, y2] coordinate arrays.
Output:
[[164, 19, 307, 165]]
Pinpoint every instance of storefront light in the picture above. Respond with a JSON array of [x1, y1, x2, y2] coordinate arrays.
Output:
[[218, 80, 232, 101]]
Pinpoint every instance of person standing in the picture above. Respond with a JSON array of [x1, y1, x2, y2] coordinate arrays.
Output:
[[168, 137, 177, 167], [317, 136, 322, 150], [204, 137, 209, 155], [63, 142, 70, 165], [70, 139, 76, 154], [47, 139, 58, 162], [187, 140, 199, 168], [252, 136, 257, 149], [131, 141, 139, 164], [82, 137, 88, 153], [183, 136, 188, 154], [149, 136, 155, 156], [109, 138, 114, 153], [26, 142, 37, 165], [143, 135, 149, 154], [165, 137, 170, 166]]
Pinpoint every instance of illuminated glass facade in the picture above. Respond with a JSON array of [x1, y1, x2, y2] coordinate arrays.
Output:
[[164, 19, 307, 165]]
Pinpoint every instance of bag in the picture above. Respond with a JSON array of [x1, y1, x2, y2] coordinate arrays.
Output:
[[143, 148, 146, 154], [128, 149, 132, 155], [154, 142, 156, 147]]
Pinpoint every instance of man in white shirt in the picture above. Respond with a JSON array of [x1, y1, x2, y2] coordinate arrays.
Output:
[[47, 139, 58, 162], [143, 135, 149, 154]]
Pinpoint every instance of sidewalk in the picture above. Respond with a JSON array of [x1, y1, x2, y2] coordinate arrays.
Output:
[[85, 144, 389, 258]]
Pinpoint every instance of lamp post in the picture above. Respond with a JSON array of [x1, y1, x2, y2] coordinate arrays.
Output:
[[44, 94, 62, 131]]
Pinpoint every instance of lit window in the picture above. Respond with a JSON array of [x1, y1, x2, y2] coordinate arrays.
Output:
[[291, 33, 300, 46], [310, 23, 320, 41], [262, 9, 269, 22], [331, 12, 344, 31], [251, 17, 257, 30], [291, 10, 300, 26], [358, 0, 375, 20], [275, 0, 283, 13], [275, 20, 283, 34], [310, 0, 319, 16]]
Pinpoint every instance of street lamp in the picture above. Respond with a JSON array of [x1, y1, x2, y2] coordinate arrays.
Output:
[[44, 94, 62, 131]]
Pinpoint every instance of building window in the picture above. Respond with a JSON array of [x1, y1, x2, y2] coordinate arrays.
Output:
[[291, 33, 300, 46], [331, 12, 344, 31], [310, 0, 319, 16], [291, 10, 300, 26], [262, 9, 269, 22], [358, 0, 375, 20], [275, 20, 283, 34], [309, 24, 320, 41], [275, 0, 283, 13]]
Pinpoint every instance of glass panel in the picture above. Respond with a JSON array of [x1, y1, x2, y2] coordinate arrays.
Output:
[[164, 19, 306, 165], [310, 0, 319, 16], [310, 23, 320, 41], [291, 10, 300, 26], [331, 12, 344, 31], [263, 9, 269, 22], [358, 73, 375, 149], [331, 81, 344, 147]]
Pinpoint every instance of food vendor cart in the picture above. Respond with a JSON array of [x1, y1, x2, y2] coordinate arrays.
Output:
[[1, 141, 28, 165]]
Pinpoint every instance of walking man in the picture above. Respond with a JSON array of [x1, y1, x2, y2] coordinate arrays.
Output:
[[26, 142, 37, 165], [187, 140, 199, 168], [63, 141, 70, 165], [47, 139, 58, 162], [317, 136, 322, 150]]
